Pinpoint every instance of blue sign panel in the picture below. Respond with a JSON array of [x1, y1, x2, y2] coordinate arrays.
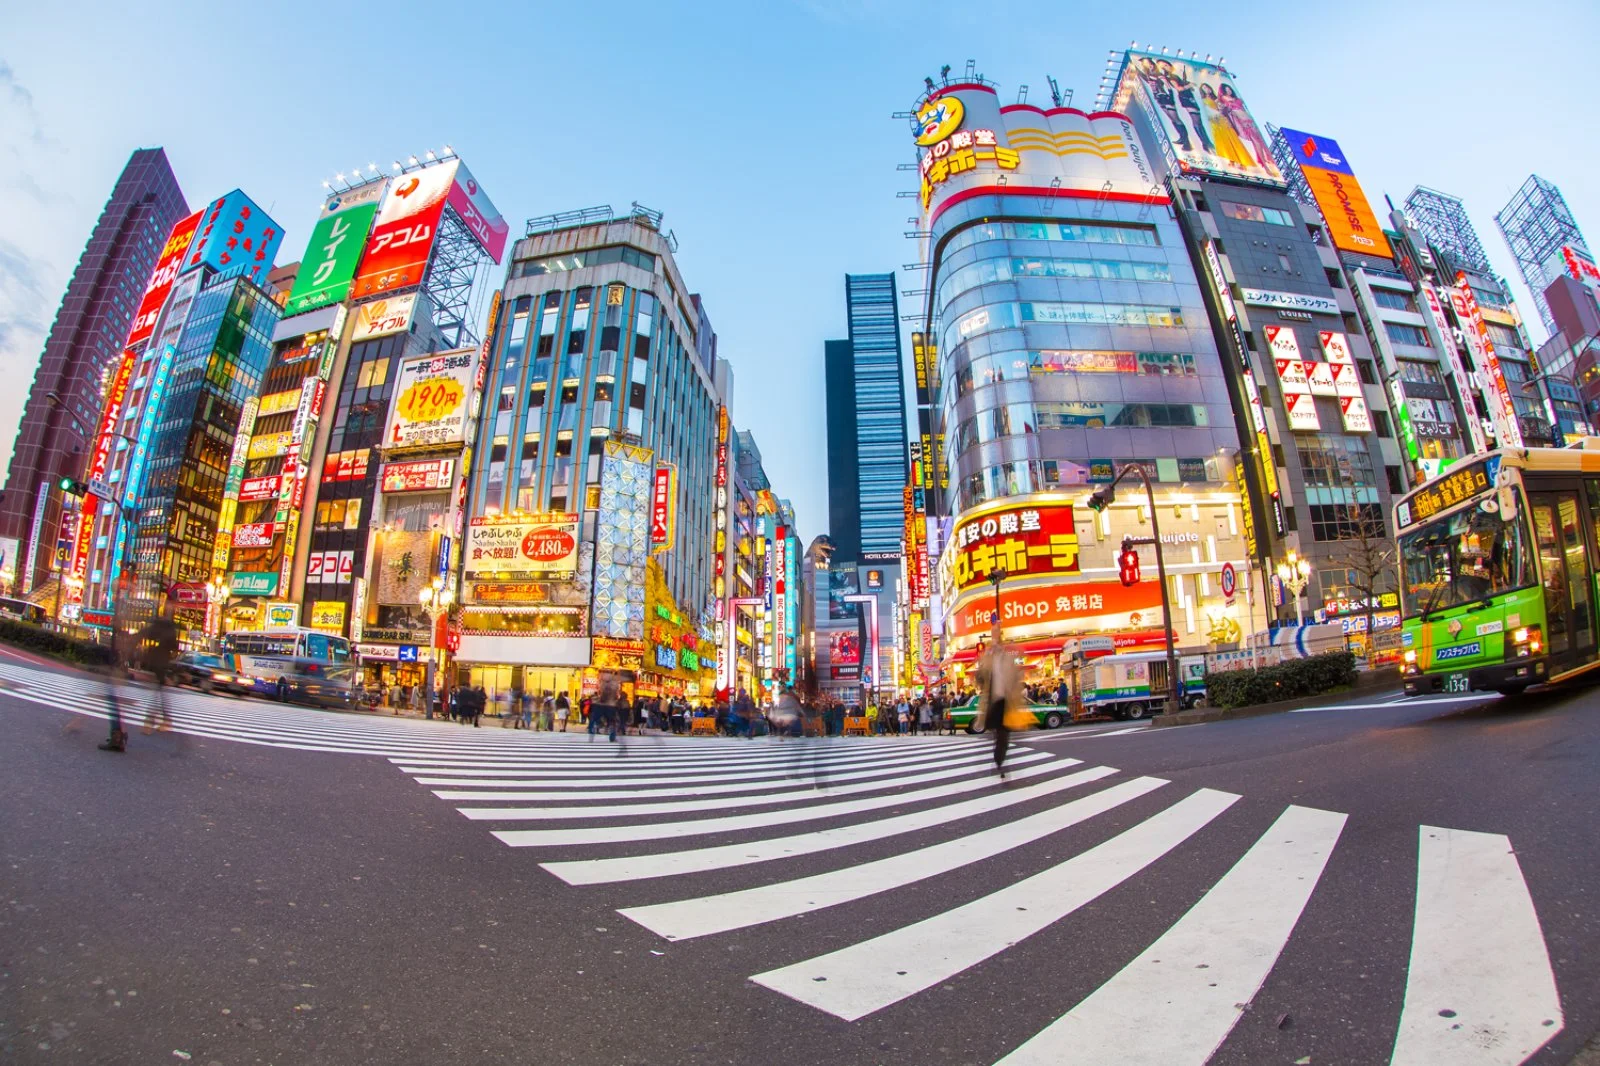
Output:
[[183, 190, 286, 286], [397, 645, 420, 663]]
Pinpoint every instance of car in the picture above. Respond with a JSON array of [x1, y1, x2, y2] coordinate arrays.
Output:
[[171, 651, 252, 696], [945, 696, 1072, 733]]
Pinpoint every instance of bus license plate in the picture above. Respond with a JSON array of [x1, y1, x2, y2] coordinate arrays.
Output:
[[1445, 673, 1471, 694]]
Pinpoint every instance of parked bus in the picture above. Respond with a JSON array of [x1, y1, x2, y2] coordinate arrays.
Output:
[[220, 627, 359, 707], [1395, 444, 1600, 696]]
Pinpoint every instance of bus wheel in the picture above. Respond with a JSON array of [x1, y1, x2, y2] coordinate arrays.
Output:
[[1125, 703, 1149, 721], [1044, 711, 1065, 730]]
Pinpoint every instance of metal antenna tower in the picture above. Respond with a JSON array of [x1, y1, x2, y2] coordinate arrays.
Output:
[[1266, 125, 1315, 209]]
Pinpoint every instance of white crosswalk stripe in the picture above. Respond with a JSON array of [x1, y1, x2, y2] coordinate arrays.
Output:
[[2, 656, 1569, 1066]]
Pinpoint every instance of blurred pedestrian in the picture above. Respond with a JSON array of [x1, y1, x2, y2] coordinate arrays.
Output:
[[555, 692, 571, 732], [137, 610, 180, 735], [975, 622, 1024, 778]]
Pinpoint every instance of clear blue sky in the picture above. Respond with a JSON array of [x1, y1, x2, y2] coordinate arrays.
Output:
[[1, 0, 1594, 544]]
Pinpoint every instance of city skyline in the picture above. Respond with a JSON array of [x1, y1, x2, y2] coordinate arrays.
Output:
[[2, 0, 1596, 545]]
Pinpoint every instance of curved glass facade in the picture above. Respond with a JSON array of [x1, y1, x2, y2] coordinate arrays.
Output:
[[929, 192, 1239, 516]]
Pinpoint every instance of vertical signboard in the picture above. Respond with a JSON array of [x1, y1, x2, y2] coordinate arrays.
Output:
[[351, 161, 459, 300], [1422, 282, 1490, 455], [650, 463, 677, 549], [1452, 273, 1523, 449], [122, 344, 178, 508], [444, 160, 508, 262], [283, 183, 385, 316], [1265, 325, 1321, 431], [127, 211, 203, 347]]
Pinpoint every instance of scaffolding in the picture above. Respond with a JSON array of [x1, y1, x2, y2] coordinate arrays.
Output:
[[1403, 186, 1491, 276], [418, 207, 492, 349], [1496, 174, 1590, 334], [1266, 125, 1315, 209]]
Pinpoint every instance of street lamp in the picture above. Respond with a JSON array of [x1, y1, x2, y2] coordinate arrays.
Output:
[[1276, 549, 1313, 627], [418, 577, 455, 720], [988, 567, 1007, 626], [1087, 465, 1182, 717]]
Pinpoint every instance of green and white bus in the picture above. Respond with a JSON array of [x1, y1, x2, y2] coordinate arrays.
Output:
[[1395, 445, 1600, 696]]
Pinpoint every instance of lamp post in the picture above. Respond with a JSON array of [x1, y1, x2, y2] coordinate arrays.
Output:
[[1276, 549, 1312, 627], [988, 567, 1007, 627], [418, 577, 454, 720], [1087, 464, 1182, 717]]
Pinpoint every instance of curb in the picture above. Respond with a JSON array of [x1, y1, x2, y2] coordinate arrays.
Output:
[[1152, 669, 1399, 728]]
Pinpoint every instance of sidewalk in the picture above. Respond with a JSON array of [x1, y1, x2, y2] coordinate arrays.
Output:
[[1152, 668, 1399, 728]]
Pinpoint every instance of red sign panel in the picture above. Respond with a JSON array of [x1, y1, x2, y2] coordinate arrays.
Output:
[[650, 465, 675, 545], [948, 500, 1081, 595], [949, 579, 1161, 642], [127, 210, 202, 346], [350, 162, 457, 300], [231, 522, 277, 548], [380, 458, 455, 494], [237, 474, 282, 502], [87, 349, 138, 484]]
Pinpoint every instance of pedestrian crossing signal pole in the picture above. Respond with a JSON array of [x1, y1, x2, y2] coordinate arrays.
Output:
[[1087, 465, 1181, 717]]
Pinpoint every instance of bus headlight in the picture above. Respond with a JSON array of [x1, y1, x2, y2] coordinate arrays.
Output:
[[1403, 649, 1416, 664], [1513, 627, 1529, 644]]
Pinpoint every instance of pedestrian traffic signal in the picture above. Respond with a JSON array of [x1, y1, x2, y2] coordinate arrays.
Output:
[[57, 477, 87, 497], [1118, 537, 1141, 587]]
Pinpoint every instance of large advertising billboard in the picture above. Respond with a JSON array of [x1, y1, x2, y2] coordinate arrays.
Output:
[[384, 347, 477, 449], [351, 161, 458, 300], [444, 160, 508, 262], [945, 496, 1080, 597], [1114, 50, 1282, 186], [465, 514, 580, 582], [283, 183, 385, 317], [127, 210, 203, 346], [1277, 129, 1393, 259], [183, 191, 284, 286]]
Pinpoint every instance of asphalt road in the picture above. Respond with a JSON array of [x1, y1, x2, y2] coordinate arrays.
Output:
[[2, 647, 1599, 1066]]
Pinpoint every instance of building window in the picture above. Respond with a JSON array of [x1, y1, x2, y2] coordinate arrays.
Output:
[[1325, 268, 1345, 289], [1279, 254, 1294, 272], [1357, 359, 1377, 385], [1309, 503, 1384, 542], [1034, 402, 1208, 430], [1372, 409, 1392, 438], [1385, 322, 1432, 348], [1370, 288, 1417, 313], [355, 357, 389, 389], [1220, 201, 1294, 227], [1398, 360, 1442, 385], [1297, 433, 1376, 489]]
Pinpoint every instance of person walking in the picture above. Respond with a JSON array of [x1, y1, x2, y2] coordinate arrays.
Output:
[[975, 621, 1024, 778], [541, 691, 555, 731], [895, 697, 910, 736], [555, 691, 571, 732], [135, 610, 180, 735], [918, 698, 934, 736], [596, 670, 624, 745]]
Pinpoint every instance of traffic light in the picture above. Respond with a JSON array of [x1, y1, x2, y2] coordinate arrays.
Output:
[[1086, 484, 1116, 513], [1118, 536, 1141, 587], [57, 477, 88, 497]]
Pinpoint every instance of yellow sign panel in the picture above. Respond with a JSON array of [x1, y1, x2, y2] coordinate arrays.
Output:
[[913, 95, 964, 146], [309, 601, 346, 631], [247, 432, 292, 459]]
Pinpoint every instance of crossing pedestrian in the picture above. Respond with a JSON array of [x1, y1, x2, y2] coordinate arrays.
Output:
[[555, 692, 571, 732], [975, 621, 1024, 778], [541, 691, 555, 731], [896, 697, 910, 736], [918, 698, 933, 736], [136, 610, 179, 735]]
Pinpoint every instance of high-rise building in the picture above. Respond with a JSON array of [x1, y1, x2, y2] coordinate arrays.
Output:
[[1, 148, 187, 593], [1496, 175, 1594, 337], [908, 64, 1259, 664], [70, 191, 285, 634], [455, 203, 722, 705], [824, 274, 909, 562], [1105, 51, 1400, 623]]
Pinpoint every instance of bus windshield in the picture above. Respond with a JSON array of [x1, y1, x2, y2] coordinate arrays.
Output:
[[1399, 494, 1533, 619]]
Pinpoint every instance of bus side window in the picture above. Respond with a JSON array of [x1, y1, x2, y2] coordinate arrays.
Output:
[[328, 638, 350, 664], [1585, 480, 1600, 561]]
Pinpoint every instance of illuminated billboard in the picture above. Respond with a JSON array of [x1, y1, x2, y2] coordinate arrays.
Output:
[[384, 347, 477, 449], [350, 292, 417, 342], [283, 184, 384, 316], [1278, 129, 1393, 258], [183, 191, 284, 286], [1114, 50, 1283, 186], [945, 496, 1080, 597], [912, 82, 1157, 217], [351, 161, 458, 300], [128, 211, 202, 346], [445, 160, 508, 262], [464, 514, 580, 582]]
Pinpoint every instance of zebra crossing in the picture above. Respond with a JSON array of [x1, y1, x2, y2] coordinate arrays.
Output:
[[1, 656, 1570, 1065]]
